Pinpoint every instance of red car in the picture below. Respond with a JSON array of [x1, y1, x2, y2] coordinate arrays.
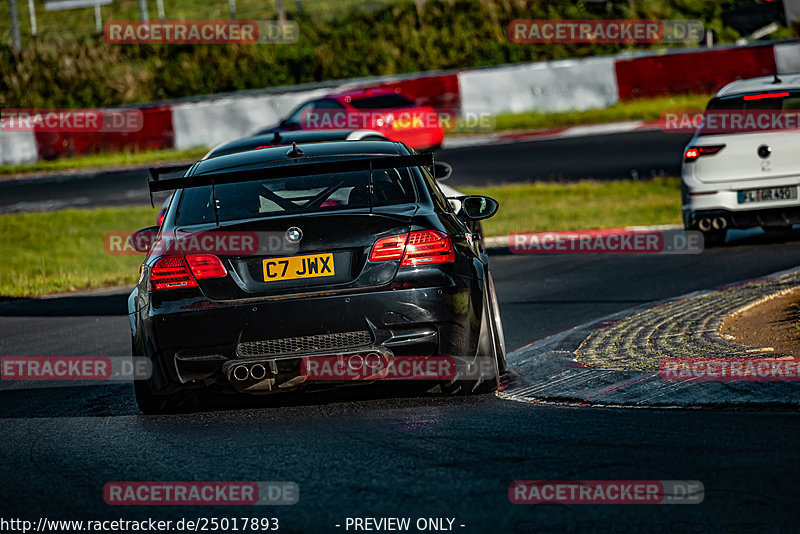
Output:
[[266, 89, 445, 151]]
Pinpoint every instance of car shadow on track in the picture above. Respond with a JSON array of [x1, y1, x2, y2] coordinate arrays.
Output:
[[0, 381, 481, 418], [723, 228, 800, 248], [0, 291, 129, 317]]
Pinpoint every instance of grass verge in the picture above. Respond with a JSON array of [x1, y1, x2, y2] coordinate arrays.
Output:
[[0, 147, 209, 178], [488, 94, 710, 132], [0, 177, 681, 297], [0, 206, 157, 297], [461, 177, 681, 237]]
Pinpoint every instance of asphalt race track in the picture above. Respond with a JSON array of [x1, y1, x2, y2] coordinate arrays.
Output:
[[0, 130, 693, 214], [1, 232, 800, 532]]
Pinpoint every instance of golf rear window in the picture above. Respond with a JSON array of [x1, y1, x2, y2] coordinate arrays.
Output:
[[696, 91, 800, 136], [349, 94, 416, 110], [706, 91, 800, 111], [176, 167, 417, 225]]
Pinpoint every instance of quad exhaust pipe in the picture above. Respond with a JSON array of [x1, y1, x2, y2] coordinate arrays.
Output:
[[346, 352, 386, 371], [232, 365, 249, 381], [250, 363, 267, 380], [697, 216, 727, 232], [225, 349, 393, 393], [231, 363, 268, 382], [228, 362, 276, 393]]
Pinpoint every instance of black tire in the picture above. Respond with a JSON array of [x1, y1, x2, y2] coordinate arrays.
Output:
[[133, 379, 194, 415], [441, 279, 501, 395], [680, 183, 691, 230], [487, 272, 507, 375]]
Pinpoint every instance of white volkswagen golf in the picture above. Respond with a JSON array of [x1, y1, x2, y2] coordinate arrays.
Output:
[[682, 75, 800, 246]]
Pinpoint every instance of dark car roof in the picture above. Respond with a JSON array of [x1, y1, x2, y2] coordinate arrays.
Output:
[[323, 88, 398, 100], [191, 140, 409, 176], [207, 130, 388, 159]]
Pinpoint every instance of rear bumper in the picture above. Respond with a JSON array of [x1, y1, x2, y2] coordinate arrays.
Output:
[[682, 176, 800, 229], [686, 206, 800, 230], [134, 279, 483, 394]]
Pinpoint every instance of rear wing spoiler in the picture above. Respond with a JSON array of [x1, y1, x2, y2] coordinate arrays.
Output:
[[147, 164, 194, 208], [147, 153, 434, 194], [146, 152, 435, 224]]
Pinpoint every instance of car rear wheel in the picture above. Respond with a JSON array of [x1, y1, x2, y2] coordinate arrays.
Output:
[[134, 379, 171, 414], [440, 278, 501, 395], [487, 272, 507, 375], [133, 378, 196, 415]]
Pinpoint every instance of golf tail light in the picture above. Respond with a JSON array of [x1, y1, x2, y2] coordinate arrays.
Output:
[[149, 254, 226, 291], [369, 231, 455, 266], [684, 145, 725, 162]]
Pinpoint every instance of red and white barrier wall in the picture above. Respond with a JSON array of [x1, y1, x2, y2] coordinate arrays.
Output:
[[1, 40, 796, 165], [458, 56, 619, 115]]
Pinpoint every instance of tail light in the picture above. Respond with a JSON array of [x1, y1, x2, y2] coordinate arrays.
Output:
[[684, 145, 725, 162], [369, 234, 408, 262], [186, 254, 228, 279], [149, 254, 227, 291], [369, 230, 455, 267], [743, 92, 789, 101]]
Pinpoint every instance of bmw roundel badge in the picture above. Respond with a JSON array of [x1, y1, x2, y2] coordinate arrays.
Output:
[[285, 227, 303, 243]]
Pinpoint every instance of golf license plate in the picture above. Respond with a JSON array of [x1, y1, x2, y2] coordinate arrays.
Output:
[[738, 186, 798, 204], [262, 253, 334, 282]]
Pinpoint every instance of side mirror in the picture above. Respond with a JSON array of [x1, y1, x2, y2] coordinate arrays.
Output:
[[460, 195, 499, 221], [128, 226, 160, 254], [433, 162, 452, 181]]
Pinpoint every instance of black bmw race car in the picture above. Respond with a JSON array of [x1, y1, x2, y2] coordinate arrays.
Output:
[[128, 140, 504, 413]]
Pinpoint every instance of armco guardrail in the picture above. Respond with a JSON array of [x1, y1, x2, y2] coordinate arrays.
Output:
[[2, 39, 798, 165]]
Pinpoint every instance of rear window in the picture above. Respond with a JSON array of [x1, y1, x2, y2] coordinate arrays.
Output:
[[349, 94, 416, 110], [697, 91, 800, 136], [707, 91, 800, 111], [176, 167, 417, 225]]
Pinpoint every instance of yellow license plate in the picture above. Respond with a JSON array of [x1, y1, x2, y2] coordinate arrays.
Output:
[[262, 253, 335, 282]]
